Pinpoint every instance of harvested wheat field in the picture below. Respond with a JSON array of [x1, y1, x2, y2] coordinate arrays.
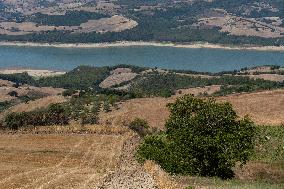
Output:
[[219, 89, 284, 125], [0, 131, 157, 189], [101, 88, 284, 129]]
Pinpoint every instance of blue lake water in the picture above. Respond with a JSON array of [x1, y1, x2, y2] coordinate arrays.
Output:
[[0, 45, 284, 72]]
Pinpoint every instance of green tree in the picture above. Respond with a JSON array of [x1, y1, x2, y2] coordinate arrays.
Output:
[[4, 112, 27, 130], [46, 104, 69, 125], [129, 118, 151, 137], [138, 95, 256, 179]]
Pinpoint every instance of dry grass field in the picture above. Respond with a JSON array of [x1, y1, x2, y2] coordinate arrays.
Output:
[[0, 133, 126, 189], [247, 74, 284, 82], [219, 89, 284, 125], [101, 88, 284, 129], [99, 68, 138, 89], [0, 124, 160, 189], [0, 95, 67, 120]]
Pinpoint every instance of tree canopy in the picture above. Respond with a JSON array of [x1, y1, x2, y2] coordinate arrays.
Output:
[[137, 95, 256, 178]]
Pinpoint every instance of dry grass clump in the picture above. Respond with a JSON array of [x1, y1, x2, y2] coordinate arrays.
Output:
[[143, 160, 186, 189], [15, 123, 130, 135], [0, 79, 14, 87], [234, 162, 284, 183]]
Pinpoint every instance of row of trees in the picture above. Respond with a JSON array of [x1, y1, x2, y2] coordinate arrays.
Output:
[[29, 11, 107, 26], [129, 72, 283, 97], [4, 104, 69, 130], [1, 101, 98, 130], [2, 90, 126, 130]]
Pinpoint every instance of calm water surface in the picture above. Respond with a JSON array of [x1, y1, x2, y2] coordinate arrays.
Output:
[[1, 46, 284, 72]]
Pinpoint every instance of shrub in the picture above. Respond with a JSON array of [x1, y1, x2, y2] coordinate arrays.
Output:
[[0, 101, 13, 112], [137, 95, 256, 179], [103, 101, 111, 112], [8, 91, 18, 97], [4, 112, 28, 130], [4, 103, 70, 129], [129, 118, 151, 137], [46, 104, 69, 125], [62, 89, 77, 96], [80, 113, 98, 125]]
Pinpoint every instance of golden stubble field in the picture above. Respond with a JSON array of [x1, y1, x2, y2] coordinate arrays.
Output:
[[0, 122, 159, 189], [100, 88, 284, 129], [0, 133, 126, 189]]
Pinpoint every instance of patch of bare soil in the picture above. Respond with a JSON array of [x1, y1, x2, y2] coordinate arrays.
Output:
[[195, 14, 284, 38], [0, 15, 137, 35], [99, 68, 138, 89], [79, 15, 138, 34]]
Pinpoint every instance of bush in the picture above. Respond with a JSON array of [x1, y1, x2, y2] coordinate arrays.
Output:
[[4, 103, 70, 129], [62, 89, 77, 96], [103, 101, 111, 112], [8, 91, 18, 97], [129, 118, 151, 137], [80, 113, 98, 125], [46, 104, 69, 125], [137, 95, 256, 179], [0, 101, 13, 112], [4, 112, 28, 130]]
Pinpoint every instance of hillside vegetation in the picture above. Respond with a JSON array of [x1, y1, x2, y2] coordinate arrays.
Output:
[[0, 65, 283, 99], [1, 0, 284, 45], [0, 65, 283, 188]]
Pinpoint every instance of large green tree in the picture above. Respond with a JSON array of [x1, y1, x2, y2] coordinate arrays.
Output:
[[138, 95, 256, 178]]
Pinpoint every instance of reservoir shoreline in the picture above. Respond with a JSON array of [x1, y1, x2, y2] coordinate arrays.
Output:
[[1, 41, 284, 52], [1, 44, 284, 73]]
